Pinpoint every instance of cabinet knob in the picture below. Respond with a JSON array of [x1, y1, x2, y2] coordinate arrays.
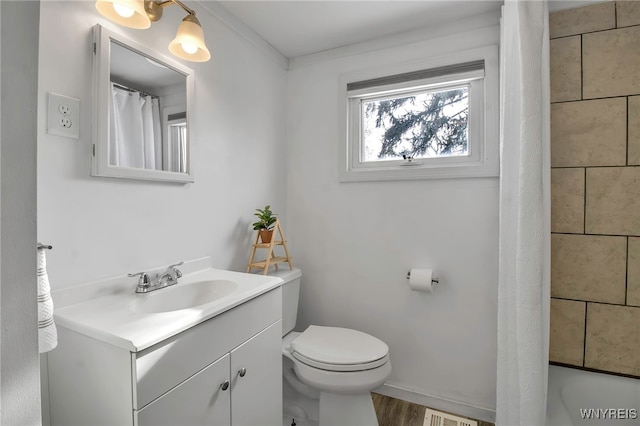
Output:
[[238, 368, 247, 378], [220, 380, 230, 391]]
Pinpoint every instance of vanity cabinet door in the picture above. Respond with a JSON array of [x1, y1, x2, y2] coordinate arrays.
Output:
[[231, 320, 282, 426], [136, 353, 231, 426]]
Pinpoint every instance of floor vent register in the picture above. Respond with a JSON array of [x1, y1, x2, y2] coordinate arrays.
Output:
[[423, 408, 478, 426]]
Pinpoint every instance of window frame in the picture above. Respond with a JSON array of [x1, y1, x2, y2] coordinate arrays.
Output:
[[338, 45, 499, 182]]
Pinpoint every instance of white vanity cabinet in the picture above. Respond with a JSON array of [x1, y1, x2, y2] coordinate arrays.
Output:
[[229, 321, 283, 425], [136, 321, 282, 426], [48, 287, 282, 426], [136, 352, 231, 425]]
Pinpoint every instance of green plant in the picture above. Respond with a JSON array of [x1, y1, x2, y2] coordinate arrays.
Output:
[[252, 205, 277, 231]]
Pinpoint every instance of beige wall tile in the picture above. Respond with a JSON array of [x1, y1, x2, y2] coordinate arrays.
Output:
[[617, 1, 640, 28], [550, 298, 586, 366], [583, 26, 640, 98], [629, 237, 640, 307], [585, 303, 640, 376], [586, 167, 640, 235], [550, 2, 615, 39], [630, 96, 640, 165], [551, 36, 582, 103], [551, 234, 627, 304], [551, 98, 627, 167], [551, 168, 585, 233]]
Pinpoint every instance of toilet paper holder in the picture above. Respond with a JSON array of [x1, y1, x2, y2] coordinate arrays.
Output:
[[406, 271, 439, 285]]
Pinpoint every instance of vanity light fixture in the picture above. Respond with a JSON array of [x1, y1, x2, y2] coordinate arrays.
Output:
[[95, 0, 211, 62]]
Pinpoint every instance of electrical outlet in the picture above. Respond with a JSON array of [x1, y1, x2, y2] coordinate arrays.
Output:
[[58, 104, 70, 115], [47, 93, 80, 139], [60, 117, 72, 128]]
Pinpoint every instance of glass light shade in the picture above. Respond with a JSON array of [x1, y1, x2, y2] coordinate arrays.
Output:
[[169, 16, 211, 62], [95, 0, 151, 29]]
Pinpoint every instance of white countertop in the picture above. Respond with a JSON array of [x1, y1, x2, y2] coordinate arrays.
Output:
[[53, 267, 283, 352]]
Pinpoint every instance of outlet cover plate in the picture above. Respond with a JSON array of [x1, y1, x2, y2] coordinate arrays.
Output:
[[47, 92, 80, 139]]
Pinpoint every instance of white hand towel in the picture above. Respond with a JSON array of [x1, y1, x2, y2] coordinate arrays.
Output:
[[37, 247, 57, 353]]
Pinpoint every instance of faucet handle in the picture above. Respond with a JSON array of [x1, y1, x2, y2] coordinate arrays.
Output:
[[128, 271, 150, 288], [167, 261, 184, 278]]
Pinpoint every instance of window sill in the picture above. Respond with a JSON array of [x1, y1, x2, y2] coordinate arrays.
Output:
[[338, 159, 499, 182]]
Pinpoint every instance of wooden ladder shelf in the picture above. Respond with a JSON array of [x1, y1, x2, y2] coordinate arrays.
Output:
[[247, 219, 293, 275]]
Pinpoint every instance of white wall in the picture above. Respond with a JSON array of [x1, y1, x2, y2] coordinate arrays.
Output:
[[38, 1, 501, 420], [286, 16, 500, 419], [37, 1, 288, 290], [1, 1, 41, 424]]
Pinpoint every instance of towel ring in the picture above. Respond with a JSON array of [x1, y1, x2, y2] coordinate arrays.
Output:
[[37, 243, 53, 250]]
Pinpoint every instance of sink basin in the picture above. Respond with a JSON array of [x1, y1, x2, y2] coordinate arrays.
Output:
[[130, 280, 238, 314]]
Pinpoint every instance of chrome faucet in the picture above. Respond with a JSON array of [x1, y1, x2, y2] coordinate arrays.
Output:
[[128, 271, 151, 293], [129, 261, 184, 293], [158, 262, 183, 286]]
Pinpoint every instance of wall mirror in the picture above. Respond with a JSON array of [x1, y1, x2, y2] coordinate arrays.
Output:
[[92, 24, 194, 183]]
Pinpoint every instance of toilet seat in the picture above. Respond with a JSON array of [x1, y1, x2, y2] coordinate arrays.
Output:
[[290, 325, 389, 372], [292, 351, 389, 372]]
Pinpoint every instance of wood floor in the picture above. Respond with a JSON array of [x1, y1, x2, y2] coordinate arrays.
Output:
[[372, 393, 494, 426], [372, 393, 426, 426]]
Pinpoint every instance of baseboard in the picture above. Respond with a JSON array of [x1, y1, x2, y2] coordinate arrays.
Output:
[[374, 383, 496, 424]]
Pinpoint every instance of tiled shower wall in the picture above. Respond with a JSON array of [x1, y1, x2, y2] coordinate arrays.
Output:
[[549, 1, 640, 377]]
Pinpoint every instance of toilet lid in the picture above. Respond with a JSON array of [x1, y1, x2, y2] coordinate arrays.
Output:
[[290, 326, 389, 372]]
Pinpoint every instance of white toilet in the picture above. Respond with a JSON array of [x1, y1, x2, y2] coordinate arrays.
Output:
[[274, 268, 391, 426]]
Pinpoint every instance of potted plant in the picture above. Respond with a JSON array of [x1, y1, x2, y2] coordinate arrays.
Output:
[[252, 205, 277, 243]]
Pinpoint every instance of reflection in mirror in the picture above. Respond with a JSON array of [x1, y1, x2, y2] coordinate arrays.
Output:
[[109, 42, 187, 173], [93, 24, 194, 182], [164, 106, 188, 173]]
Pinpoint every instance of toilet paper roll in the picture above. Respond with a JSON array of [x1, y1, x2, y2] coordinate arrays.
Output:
[[408, 268, 433, 292]]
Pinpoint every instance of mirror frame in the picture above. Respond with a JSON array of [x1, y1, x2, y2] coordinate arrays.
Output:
[[92, 24, 195, 183]]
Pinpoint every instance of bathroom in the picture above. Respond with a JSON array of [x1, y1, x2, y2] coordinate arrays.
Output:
[[0, 0, 637, 425]]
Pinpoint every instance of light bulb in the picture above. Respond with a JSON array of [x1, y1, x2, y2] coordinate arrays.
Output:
[[181, 42, 198, 55], [113, 3, 135, 18]]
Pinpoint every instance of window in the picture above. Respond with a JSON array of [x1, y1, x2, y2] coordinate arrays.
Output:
[[360, 81, 472, 162], [162, 106, 188, 173], [339, 46, 498, 181], [166, 111, 187, 173]]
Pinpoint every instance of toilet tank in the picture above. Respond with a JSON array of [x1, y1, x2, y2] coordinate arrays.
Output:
[[267, 267, 302, 336]]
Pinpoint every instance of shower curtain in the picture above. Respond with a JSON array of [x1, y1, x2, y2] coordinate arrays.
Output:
[[110, 84, 162, 170], [497, 1, 550, 425]]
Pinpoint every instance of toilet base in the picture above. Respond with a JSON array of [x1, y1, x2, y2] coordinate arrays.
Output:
[[283, 417, 318, 426], [283, 370, 319, 424], [319, 392, 379, 426], [283, 361, 379, 426]]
